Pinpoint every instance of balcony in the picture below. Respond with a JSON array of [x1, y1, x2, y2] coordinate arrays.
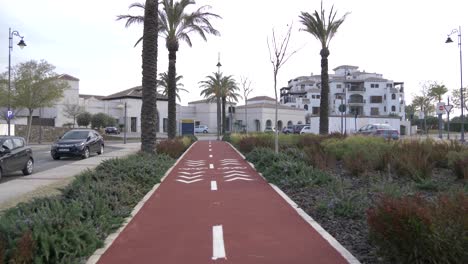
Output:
[[347, 85, 366, 93], [348, 99, 366, 105]]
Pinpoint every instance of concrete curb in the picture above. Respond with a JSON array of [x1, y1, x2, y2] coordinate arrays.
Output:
[[86, 141, 197, 264], [226, 142, 361, 264]]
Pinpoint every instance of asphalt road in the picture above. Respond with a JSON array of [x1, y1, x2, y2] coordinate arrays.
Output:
[[0, 143, 122, 184]]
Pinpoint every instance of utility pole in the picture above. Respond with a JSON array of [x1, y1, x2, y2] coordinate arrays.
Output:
[[216, 53, 222, 141]]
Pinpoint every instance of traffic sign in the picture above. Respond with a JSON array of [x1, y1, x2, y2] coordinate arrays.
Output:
[[6, 110, 13, 120], [338, 104, 346, 113], [444, 104, 453, 112], [436, 102, 445, 115]]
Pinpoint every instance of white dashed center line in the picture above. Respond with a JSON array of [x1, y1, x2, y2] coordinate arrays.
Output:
[[211, 181, 218, 191], [212, 225, 227, 260], [209, 154, 213, 158], [209, 164, 214, 169]]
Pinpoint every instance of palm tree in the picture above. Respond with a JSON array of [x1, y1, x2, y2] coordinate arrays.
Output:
[[219, 76, 240, 133], [428, 82, 448, 102], [299, 2, 348, 135], [118, 1, 221, 139], [200, 72, 222, 138], [413, 95, 433, 134], [140, 0, 158, 153], [157, 72, 188, 102]]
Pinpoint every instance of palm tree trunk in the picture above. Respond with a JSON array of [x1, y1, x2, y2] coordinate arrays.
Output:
[[167, 49, 177, 139], [319, 48, 330, 135], [222, 96, 226, 134], [140, 0, 158, 153]]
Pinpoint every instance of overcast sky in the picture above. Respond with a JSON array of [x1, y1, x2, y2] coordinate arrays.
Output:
[[0, 0, 467, 110]]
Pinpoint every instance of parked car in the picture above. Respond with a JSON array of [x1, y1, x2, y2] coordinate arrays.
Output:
[[0, 136, 34, 179], [105, 127, 120, 134], [51, 129, 104, 160], [194, 125, 209, 133], [293, 124, 307, 134], [300, 125, 314, 134], [264, 126, 276, 133], [356, 123, 399, 140], [282, 126, 294, 134]]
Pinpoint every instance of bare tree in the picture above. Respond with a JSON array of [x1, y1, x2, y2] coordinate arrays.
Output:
[[63, 101, 84, 128], [240, 76, 252, 132], [267, 24, 298, 153]]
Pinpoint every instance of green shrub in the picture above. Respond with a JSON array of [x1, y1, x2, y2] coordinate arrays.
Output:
[[156, 138, 186, 158], [222, 133, 231, 142], [391, 140, 435, 182], [322, 136, 392, 176], [367, 193, 468, 264], [246, 147, 332, 189], [0, 153, 175, 263], [447, 150, 468, 180], [238, 135, 274, 154]]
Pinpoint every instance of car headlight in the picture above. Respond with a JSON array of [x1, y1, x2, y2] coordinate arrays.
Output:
[[75, 142, 85, 147]]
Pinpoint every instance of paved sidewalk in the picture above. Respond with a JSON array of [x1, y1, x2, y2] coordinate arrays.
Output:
[[93, 141, 358, 264], [0, 143, 141, 209]]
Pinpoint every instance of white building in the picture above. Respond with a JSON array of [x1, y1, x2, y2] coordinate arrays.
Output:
[[280, 65, 406, 120]]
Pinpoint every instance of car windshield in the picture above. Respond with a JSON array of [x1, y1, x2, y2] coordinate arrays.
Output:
[[62, 131, 89, 140], [376, 124, 392, 129]]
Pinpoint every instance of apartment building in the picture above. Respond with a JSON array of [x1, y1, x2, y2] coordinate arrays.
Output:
[[280, 65, 406, 120]]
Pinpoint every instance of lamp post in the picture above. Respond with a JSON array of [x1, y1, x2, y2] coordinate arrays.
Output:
[[446, 26, 465, 142], [216, 54, 222, 141], [118, 102, 128, 144], [7, 28, 27, 136]]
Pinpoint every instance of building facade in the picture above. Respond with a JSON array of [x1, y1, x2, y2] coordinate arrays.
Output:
[[280, 65, 406, 120]]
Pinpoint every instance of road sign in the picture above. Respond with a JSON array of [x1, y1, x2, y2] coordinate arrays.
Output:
[[444, 104, 453, 112], [436, 102, 445, 115], [6, 110, 13, 119], [338, 104, 346, 113]]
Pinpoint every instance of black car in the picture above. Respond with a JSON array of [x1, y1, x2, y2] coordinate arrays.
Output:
[[293, 124, 307, 134], [0, 136, 34, 179], [105, 127, 120, 135], [51, 129, 104, 160]]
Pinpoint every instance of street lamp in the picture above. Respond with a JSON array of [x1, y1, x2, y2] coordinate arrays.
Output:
[[216, 55, 222, 141], [7, 28, 27, 136], [118, 102, 127, 144], [446, 26, 465, 142]]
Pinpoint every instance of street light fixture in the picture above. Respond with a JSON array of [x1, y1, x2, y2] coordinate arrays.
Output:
[[446, 26, 465, 142], [7, 28, 27, 136]]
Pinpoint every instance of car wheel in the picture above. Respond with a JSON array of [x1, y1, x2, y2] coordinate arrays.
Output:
[[82, 147, 90, 159], [22, 158, 34, 175], [97, 145, 104, 155], [203, 130, 208, 134], [52, 154, 60, 160]]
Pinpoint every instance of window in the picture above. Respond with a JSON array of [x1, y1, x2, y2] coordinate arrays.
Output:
[[2, 139, 14, 150], [370, 96, 383, 103], [391, 105, 396, 112], [371, 83, 380, 88], [384, 106, 387, 112], [391, 94, 396, 100], [336, 84, 342, 89], [384, 94, 386, 100], [312, 107, 320, 115], [387, 83, 393, 88], [370, 108, 379, 115], [317, 95, 320, 99], [163, 118, 168, 132], [304, 104, 309, 111], [12, 138, 24, 148]]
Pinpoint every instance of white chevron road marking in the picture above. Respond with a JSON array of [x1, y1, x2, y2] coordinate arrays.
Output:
[[223, 170, 246, 174], [178, 175, 204, 180], [225, 177, 254, 182], [176, 179, 203, 184], [223, 173, 251, 178], [178, 171, 205, 175]]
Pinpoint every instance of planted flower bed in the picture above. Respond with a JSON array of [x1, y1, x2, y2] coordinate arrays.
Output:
[[229, 133, 468, 264]]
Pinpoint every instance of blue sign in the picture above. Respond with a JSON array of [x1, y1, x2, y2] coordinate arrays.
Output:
[[7, 110, 13, 119]]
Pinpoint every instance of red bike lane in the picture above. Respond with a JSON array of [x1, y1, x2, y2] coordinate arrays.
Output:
[[96, 141, 352, 264]]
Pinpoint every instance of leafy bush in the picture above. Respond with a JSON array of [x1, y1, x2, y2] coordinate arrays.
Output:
[[238, 135, 274, 154], [390, 140, 435, 182], [447, 149, 468, 180], [76, 112, 92, 128], [322, 136, 392, 176], [246, 147, 332, 189], [367, 193, 468, 264], [156, 138, 189, 158], [0, 153, 175, 263]]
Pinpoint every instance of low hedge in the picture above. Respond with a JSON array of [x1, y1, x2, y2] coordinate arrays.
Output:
[[0, 153, 175, 264]]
